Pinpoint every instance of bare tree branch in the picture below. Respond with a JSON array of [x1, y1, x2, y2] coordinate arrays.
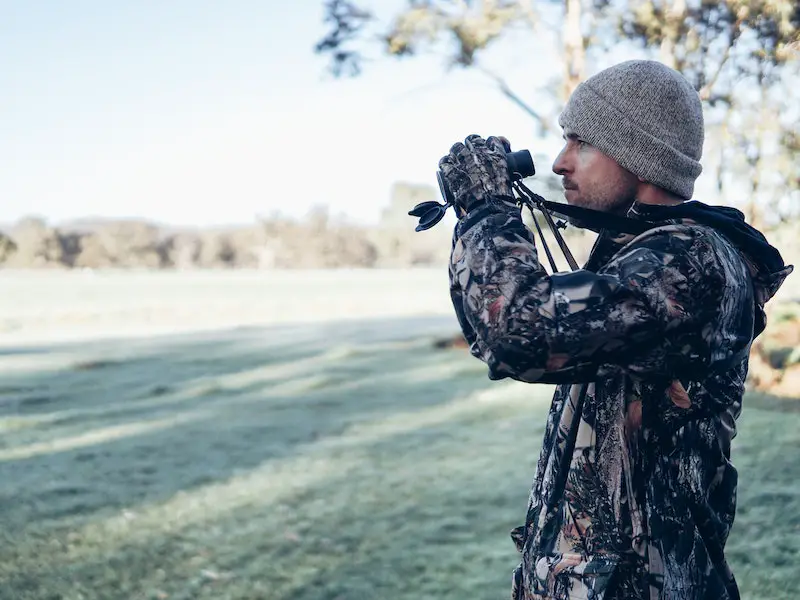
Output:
[[474, 64, 556, 135], [698, 16, 743, 101], [315, 0, 374, 76]]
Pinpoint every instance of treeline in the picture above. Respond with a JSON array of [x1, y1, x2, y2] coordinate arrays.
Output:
[[0, 183, 457, 270]]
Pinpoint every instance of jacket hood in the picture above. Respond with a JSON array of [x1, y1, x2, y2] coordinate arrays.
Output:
[[630, 200, 794, 336]]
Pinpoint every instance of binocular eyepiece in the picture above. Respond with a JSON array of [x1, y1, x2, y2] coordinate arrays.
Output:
[[505, 149, 536, 181], [409, 149, 536, 232]]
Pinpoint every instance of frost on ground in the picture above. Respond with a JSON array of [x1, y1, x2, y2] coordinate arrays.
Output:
[[0, 269, 456, 346]]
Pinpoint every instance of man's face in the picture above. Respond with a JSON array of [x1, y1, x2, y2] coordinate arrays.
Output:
[[552, 130, 639, 217]]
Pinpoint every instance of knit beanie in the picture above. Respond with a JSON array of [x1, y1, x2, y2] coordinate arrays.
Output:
[[558, 60, 704, 200]]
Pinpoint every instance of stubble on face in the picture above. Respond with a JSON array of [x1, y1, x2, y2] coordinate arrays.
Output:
[[554, 132, 639, 220]]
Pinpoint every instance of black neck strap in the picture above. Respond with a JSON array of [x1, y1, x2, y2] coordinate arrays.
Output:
[[538, 200, 651, 235]]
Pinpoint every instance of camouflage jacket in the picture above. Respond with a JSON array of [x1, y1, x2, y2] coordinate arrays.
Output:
[[448, 200, 792, 600]]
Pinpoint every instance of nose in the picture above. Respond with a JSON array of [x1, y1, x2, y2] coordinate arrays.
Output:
[[552, 144, 570, 176]]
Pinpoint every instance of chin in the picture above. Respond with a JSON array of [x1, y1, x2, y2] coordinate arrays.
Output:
[[568, 196, 609, 214], [565, 191, 590, 210], [564, 195, 579, 209]]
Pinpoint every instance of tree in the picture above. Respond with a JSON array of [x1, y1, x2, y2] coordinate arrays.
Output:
[[315, 0, 586, 134], [4, 217, 69, 268], [74, 221, 168, 269], [0, 232, 17, 264], [315, 0, 800, 223]]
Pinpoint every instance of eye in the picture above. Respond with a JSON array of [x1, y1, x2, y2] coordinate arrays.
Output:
[[576, 139, 590, 149]]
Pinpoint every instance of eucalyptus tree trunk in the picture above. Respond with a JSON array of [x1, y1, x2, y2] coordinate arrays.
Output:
[[562, 0, 585, 101], [660, 0, 687, 69]]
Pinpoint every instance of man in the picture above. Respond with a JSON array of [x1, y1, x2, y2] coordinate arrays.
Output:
[[438, 60, 792, 599]]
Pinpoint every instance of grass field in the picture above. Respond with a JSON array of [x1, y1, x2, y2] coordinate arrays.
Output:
[[0, 271, 798, 599]]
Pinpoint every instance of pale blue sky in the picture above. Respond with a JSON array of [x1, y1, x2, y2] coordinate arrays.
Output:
[[1, 1, 586, 227]]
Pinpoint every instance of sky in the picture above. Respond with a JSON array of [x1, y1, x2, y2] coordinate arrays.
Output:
[[1, 1, 588, 228], [2, 1, 778, 229]]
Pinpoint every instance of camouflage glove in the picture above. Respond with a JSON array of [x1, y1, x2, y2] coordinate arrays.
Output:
[[438, 134, 517, 217]]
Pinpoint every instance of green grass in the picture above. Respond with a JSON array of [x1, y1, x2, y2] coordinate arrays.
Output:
[[0, 317, 798, 600]]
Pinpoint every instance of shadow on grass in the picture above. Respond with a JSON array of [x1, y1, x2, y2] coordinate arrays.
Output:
[[0, 315, 491, 535], [0, 319, 420, 419]]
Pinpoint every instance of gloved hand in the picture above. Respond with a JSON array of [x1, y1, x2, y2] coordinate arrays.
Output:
[[437, 134, 517, 216]]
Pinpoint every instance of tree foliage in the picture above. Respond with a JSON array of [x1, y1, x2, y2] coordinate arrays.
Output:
[[315, 0, 800, 222], [599, 0, 800, 102]]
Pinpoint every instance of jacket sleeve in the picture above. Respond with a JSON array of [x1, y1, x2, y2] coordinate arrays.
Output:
[[448, 204, 751, 385]]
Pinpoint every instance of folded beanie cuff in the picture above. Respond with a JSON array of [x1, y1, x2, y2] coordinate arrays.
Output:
[[558, 81, 703, 200]]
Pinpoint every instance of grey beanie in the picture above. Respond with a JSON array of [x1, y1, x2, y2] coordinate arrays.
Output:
[[558, 60, 704, 199]]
